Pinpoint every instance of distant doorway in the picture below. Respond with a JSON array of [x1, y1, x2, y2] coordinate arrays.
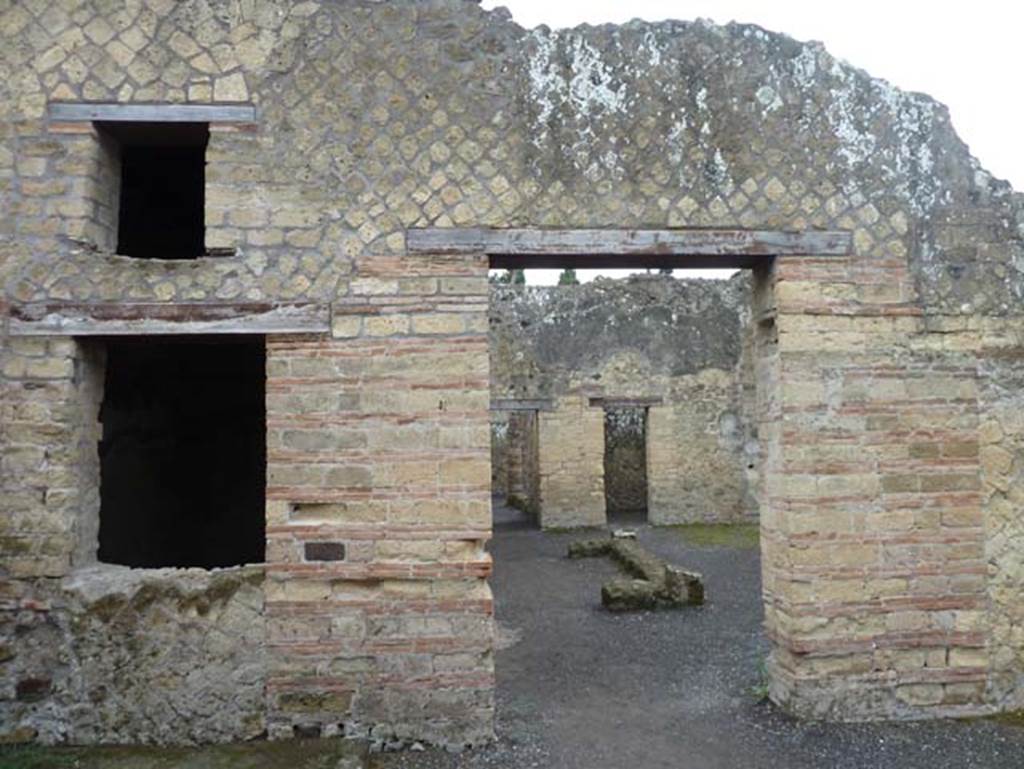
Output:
[[603, 406, 648, 524]]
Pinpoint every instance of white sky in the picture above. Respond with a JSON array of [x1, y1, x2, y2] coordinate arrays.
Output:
[[482, 0, 1022, 285]]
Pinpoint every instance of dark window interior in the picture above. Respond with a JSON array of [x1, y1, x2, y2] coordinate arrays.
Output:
[[98, 121, 208, 259], [98, 336, 266, 568], [604, 407, 649, 523]]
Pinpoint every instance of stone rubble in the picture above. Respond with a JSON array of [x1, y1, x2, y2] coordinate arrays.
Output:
[[568, 538, 705, 611]]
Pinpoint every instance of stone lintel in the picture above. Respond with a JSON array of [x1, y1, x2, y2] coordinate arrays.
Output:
[[588, 396, 664, 409], [7, 302, 329, 336], [48, 101, 257, 124], [408, 227, 852, 269], [490, 398, 555, 412]]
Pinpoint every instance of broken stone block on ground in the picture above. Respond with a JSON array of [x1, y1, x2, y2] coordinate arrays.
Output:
[[568, 538, 705, 611]]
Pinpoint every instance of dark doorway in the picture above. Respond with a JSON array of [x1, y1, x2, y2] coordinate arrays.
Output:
[[98, 121, 208, 259], [603, 407, 648, 523], [97, 336, 266, 568]]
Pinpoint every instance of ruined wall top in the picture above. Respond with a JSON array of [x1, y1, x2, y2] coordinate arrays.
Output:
[[489, 274, 750, 398], [1, 0, 1021, 315]]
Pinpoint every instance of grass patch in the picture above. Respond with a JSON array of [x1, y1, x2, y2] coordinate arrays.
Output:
[[545, 526, 606, 535], [0, 745, 82, 769], [749, 657, 770, 702], [988, 710, 1024, 728], [670, 523, 760, 549], [0, 739, 367, 769]]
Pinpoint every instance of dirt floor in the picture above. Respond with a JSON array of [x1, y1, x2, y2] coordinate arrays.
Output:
[[374, 500, 1024, 769]]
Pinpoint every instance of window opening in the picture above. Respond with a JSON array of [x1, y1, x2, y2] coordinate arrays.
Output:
[[97, 121, 208, 259], [97, 336, 266, 568]]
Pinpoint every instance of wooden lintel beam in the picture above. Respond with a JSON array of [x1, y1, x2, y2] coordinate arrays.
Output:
[[7, 303, 329, 336], [490, 398, 555, 412], [48, 102, 257, 124], [589, 396, 664, 408], [407, 228, 852, 266]]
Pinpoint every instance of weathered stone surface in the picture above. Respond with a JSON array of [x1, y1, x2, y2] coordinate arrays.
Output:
[[569, 538, 705, 610], [1, 566, 266, 745], [602, 577, 660, 611], [490, 276, 758, 526], [1, 0, 1024, 746], [490, 276, 751, 391], [0, 737, 368, 768]]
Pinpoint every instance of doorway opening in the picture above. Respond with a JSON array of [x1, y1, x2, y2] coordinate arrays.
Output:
[[97, 335, 266, 568], [603, 406, 648, 524]]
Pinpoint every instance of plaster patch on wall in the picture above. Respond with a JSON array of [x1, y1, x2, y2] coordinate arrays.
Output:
[[755, 85, 782, 113], [525, 28, 629, 160], [878, 85, 941, 216], [524, 29, 561, 145], [709, 148, 733, 194], [566, 34, 628, 115], [817, 53, 945, 217], [791, 44, 819, 89], [641, 29, 663, 68], [825, 59, 878, 169], [695, 86, 708, 114], [665, 118, 689, 187]]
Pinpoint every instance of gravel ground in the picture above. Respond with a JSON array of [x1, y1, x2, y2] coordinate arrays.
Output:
[[374, 501, 1024, 769]]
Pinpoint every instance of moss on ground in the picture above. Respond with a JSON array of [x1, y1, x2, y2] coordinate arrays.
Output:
[[0, 739, 366, 769], [987, 710, 1024, 728], [0, 745, 81, 769], [670, 523, 760, 549]]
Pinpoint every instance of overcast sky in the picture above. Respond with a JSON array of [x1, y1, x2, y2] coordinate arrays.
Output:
[[481, 0, 1021, 285]]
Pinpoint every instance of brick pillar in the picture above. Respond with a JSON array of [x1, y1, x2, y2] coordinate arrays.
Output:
[[0, 335, 102, 741], [537, 391, 605, 528], [263, 255, 495, 746], [522, 410, 541, 517], [762, 258, 990, 719], [503, 410, 540, 517], [0, 336, 95, 578]]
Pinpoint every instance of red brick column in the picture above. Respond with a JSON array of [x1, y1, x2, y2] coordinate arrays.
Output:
[[263, 252, 495, 745], [762, 257, 990, 719]]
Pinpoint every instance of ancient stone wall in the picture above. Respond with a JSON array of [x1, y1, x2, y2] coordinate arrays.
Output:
[[979, 344, 1024, 711], [489, 275, 757, 526], [1, 0, 1024, 744], [536, 389, 606, 528], [760, 279, 997, 720], [0, 338, 265, 744], [264, 308, 493, 744]]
